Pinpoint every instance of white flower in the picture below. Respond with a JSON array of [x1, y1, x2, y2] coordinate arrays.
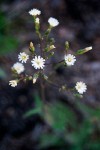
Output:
[[31, 56, 45, 69], [75, 82, 87, 94], [35, 17, 40, 24], [9, 80, 18, 87], [12, 62, 25, 74], [48, 17, 59, 27], [29, 8, 41, 16], [18, 52, 29, 63], [64, 54, 76, 66]]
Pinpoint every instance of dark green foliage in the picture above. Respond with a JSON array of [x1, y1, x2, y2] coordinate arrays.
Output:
[[0, 12, 18, 55], [25, 96, 100, 149], [0, 68, 6, 79]]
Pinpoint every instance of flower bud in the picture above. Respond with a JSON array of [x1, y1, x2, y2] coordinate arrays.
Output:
[[49, 45, 55, 50], [43, 74, 48, 80], [33, 78, 37, 84], [49, 38, 55, 45], [51, 51, 54, 56], [35, 17, 40, 24], [65, 41, 69, 50], [32, 73, 39, 84], [84, 46, 92, 52], [29, 76, 33, 80], [45, 45, 55, 52], [76, 46, 92, 55], [29, 42, 35, 52], [30, 42, 33, 47]]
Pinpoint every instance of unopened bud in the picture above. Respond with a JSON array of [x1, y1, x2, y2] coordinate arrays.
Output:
[[49, 38, 55, 44], [49, 45, 55, 50], [35, 17, 40, 24], [29, 42, 35, 52], [32, 73, 39, 84], [29, 76, 32, 80], [65, 41, 69, 50], [51, 51, 54, 56], [45, 45, 55, 52], [43, 75, 48, 80], [84, 46, 92, 52], [76, 46, 92, 55], [48, 45, 56, 51], [33, 78, 37, 84], [30, 42, 33, 47]]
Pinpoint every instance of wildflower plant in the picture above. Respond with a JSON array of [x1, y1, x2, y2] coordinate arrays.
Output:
[[9, 8, 92, 100]]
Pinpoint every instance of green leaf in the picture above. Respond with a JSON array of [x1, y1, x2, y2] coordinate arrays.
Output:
[[39, 133, 61, 149], [43, 102, 76, 131], [0, 35, 18, 55], [34, 94, 43, 109], [23, 94, 43, 118], [23, 108, 41, 118], [76, 101, 100, 119]]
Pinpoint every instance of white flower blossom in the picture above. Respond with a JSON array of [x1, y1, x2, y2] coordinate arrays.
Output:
[[48, 17, 59, 27], [18, 52, 29, 63], [31, 56, 45, 69], [64, 54, 76, 66], [12, 62, 25, 74], [75, 81, 87, 94], [9, 80, 18, 87], [29, 8, 41, 16]]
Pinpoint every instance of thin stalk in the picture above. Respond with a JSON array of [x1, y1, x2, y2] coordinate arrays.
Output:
[[40, 75, 45, 102], [45, 59, 64, 66], [39, 36, 45, 102]]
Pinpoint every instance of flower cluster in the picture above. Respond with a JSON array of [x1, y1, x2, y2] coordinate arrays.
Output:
[[9, 8, 93, 97]]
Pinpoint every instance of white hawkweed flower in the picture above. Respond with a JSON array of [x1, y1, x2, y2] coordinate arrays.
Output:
[[12, 62, 25, 74], [48, 17, 59, 27], [35, 17, 40, 24], [31, 56, 45, 69], [9, 80, 18, 87], [18, 52, 29, 63], [75, 81, 87, 94], [64, 54, 76, 66], [29, 8, 41, 16]]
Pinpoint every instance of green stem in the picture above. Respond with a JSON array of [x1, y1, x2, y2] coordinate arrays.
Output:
[[40, 73, 45, 102]]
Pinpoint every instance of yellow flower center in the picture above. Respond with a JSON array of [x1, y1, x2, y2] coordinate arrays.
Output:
[[36, 60, 41, 65], [77, 85, 81, 89], [22, 56, 26, 60], [68, 58, 72, 62]]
